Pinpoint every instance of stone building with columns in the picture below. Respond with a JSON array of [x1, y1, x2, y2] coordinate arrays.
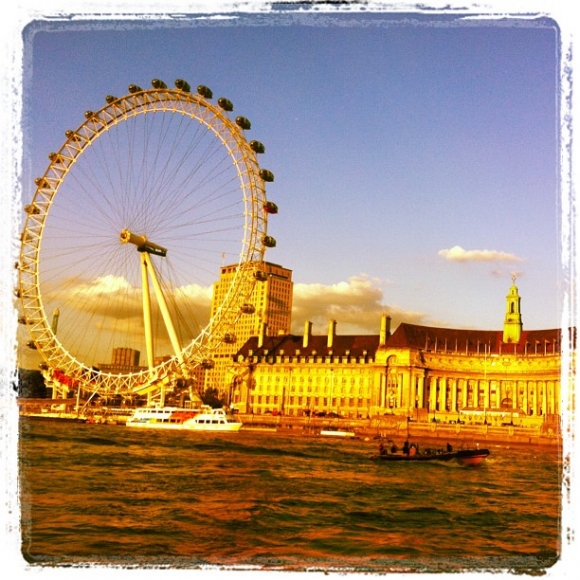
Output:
[[229, 281, 567, 427]]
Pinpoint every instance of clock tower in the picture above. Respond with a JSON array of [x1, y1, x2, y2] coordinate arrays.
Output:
[[503, 275, 523, 344]]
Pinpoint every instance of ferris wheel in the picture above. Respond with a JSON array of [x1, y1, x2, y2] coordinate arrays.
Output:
[[17, 78, 278, 399]]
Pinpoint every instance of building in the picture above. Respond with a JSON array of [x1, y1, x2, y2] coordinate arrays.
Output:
[[229, 281, 567, 428], [112, 347, 140, 368], [204, 261, 293, 395], [98, 347, 143, 374]]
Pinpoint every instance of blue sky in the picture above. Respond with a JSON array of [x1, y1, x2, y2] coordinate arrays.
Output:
[[18, 7, 563, 350]]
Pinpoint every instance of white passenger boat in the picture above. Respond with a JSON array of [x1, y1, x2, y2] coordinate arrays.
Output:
[[182, 408, 242, 432], [126, 406, 207, 429]]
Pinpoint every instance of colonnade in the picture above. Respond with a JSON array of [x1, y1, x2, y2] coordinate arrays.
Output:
[[379, 367, 561, 418], [233, 340, 562, 421]]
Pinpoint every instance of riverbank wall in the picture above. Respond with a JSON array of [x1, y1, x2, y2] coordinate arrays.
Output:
[[237, 413, 562, 448]]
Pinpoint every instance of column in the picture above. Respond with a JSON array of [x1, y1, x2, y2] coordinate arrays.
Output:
[[540, 381, 547, 416], [497, 380, 504, 408], [461, 378, 468, 409], [472, 380, 479, 408], [429, 376, 437, 411], [379, 372, 386, 410], [531, 381, 537, 415], [450, 378, 457, 412], [546, 381, 553, 415], [483, 380, 490, 410], [400, 371, 409, 409], [408, 370, 416, 410], [438, 377, 446, 411], [417, 375, 425, 408]]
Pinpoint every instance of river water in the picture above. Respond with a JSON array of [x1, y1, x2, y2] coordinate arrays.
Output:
[[18, 419, 562, 574]]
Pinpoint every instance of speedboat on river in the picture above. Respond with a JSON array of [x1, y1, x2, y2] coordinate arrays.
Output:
[[372, 446, 490, 466]]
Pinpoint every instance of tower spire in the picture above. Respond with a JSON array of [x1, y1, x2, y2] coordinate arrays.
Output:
[[503, 275, 523, 343]]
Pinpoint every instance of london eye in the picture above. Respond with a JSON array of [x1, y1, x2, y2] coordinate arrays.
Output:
[[17, 78, 277, 402]]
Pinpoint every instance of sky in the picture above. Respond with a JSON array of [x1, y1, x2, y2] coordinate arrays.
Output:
[[0, 2, 578, 576], [7, 2, 570, 369]]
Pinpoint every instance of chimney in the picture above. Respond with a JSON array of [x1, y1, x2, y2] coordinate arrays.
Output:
[[379, 314, 391, 346], [303, 321, 312, 348], [327, 319, 337, 349], [258, 322, 267, 348]]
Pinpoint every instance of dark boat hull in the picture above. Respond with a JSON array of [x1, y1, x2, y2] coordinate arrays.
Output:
[[372, 448, 490, 464]]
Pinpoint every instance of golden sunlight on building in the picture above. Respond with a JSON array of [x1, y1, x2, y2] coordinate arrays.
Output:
[[227, 281, 568, 431], [98, 347, 143, 374], [204, 261, 293, 393]]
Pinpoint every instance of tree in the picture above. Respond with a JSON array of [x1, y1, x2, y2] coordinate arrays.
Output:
[[17, 369, 47, 398], [201, 387, 225, 409]]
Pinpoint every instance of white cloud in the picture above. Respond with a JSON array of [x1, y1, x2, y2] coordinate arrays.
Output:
[[179, 283, 213, 304], [38, 276, 213, 366], [291, 275, 427, 335], [439, 245, 523, 263], [42, 274, 436, 353], [52, 276, 212, 324], [65, 275, 142, 319]]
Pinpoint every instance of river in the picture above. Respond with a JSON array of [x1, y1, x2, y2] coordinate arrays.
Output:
[[18, 418, 562, 574]]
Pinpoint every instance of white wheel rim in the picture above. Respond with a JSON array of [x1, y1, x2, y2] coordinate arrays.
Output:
[[18, 83, 272, 396]]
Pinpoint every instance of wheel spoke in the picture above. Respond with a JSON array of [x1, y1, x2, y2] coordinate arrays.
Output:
[[18, 82, 273, 400]]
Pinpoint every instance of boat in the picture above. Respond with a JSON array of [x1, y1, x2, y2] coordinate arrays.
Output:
[[454, 448, 490, 466], [372, 446, 490, 465], [20, 410, 88, 423], [125, 406, 207, 429], [182, 408, 242, 432], [241, 425, 278, 433], [320, 429, 356, 438]]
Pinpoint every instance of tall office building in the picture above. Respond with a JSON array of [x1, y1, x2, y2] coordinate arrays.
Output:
[[98, 347, 142, 374], [205, 261, 293, 396], [112, 347, 141, 367]]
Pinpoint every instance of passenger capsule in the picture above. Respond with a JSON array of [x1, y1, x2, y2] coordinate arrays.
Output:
[[105, 95, 117, 104], [26, 341, 37, 350], [152, 78, 167, 89], [201, 359, 215, 369], [197, 85, 213, 99], [223, 334, 237, 344], [259, 169, 275, 182], [175, 79, 191, 92], [263, 201, 278, 214], [65, 130, 81, 142], [128, 84, 143, 94], [48, 152, 64, 164], [18, 316, 27, 325], [84, 110, 95, 119], [24, 204, 40, 215], [217, 97, 233, 112], [35, 178, 50, 189], [254, 270, 268, 282], [39, 362, 48, 371], [235, 116, 251, 130], [262, 235, 277, 248], [250, 140, 265, 154], [241, 304, 255, 314]]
